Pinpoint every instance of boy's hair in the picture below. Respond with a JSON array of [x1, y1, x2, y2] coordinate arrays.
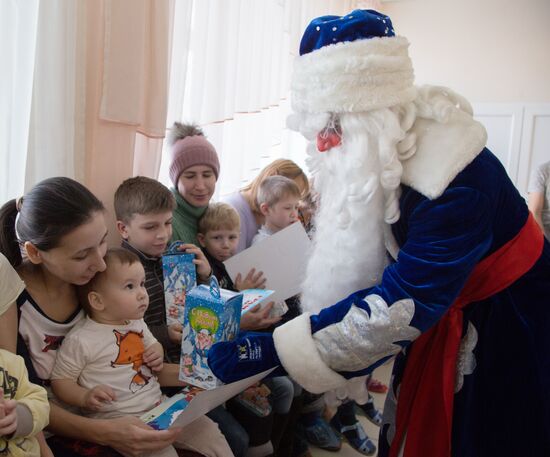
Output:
[[79, 248, 141, 315], [198, 202, 240, 234], [256, 176, 301, 208], [241, 159, 309, 214], [114, 176, 176, 223]]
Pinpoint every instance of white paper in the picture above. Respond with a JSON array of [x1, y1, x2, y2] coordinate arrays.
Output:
[[223, 223, 311, 303], [141, 368, 275, 429]]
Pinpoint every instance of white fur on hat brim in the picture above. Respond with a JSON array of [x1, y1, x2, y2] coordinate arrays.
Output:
[[291, 36, 416, 114]]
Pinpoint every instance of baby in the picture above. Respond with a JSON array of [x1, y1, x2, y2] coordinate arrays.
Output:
[[51, 248, 232, 457]]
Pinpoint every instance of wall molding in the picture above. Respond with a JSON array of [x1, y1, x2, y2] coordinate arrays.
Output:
[[473, 103, 550, 196]]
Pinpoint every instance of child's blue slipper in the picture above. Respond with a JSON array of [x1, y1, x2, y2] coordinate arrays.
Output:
[[330, 416, 376, 456]]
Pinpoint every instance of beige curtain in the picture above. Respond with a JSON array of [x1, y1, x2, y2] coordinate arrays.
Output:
[[84, 0, 174, 244]]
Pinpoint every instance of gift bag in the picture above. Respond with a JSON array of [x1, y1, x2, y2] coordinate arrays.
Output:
[[162, 241, 197, 326]]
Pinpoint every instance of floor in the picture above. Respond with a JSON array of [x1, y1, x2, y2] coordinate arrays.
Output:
[[310, 362, 392, 457]]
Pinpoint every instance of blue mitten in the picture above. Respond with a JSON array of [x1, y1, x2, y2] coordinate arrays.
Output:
[[208, 331, 287, 383]]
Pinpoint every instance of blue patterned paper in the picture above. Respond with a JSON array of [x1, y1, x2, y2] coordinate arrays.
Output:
[[162, 244, 197, 326], [141, 385, 202, 430]]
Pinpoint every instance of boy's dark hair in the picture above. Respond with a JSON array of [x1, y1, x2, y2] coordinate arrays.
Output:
[[79, 247, 141, 315], [198, 202, 240, 235], [0, 177, 104, 267], [114, 176, 176, 223], [256, 175, 301, 208]]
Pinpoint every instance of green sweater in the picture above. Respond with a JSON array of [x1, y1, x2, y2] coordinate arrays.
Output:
[[171, 189, 208, 246]]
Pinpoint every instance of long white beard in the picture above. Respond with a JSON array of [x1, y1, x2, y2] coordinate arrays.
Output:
[[300, 110, 404, 314]]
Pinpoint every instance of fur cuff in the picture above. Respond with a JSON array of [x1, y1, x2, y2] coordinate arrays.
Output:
[[273, 313, 346, 393], [291, 36, 416, 114]]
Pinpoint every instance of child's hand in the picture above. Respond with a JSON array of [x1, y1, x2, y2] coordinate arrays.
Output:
[[83, 385, 115, 411], [235, 268, 266, 291], [240, 302, 281, 331], [168, 323, 183, 344], [177, 243, 212, 281], [0, 388, 18, 437], [144, 343, 164, 372]]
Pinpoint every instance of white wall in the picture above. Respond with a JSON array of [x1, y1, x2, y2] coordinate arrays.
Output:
[[380, 0, 550, 195], [383, 0, 550, 103]]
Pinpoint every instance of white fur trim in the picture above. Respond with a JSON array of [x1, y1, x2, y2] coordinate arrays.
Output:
[[273, 313, 346, 394], [401, 109, 487, 199], [291, 36, 416, 114]]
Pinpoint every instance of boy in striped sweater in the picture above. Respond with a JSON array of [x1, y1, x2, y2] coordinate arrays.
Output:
[[115, 176, 211, 364]]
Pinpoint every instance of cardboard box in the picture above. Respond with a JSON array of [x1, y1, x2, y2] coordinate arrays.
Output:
[[179, 277, 242, 389]]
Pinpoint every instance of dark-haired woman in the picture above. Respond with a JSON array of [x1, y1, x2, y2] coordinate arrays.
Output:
[[0, 177, 183, 457]]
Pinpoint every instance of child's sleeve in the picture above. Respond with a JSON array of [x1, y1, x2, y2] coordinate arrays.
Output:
[[49, 333, 88, 381], [0, 253, 25, 314], [11, 353, 49, 438]]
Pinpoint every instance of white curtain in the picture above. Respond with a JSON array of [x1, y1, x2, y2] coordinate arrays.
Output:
[[1, 0, 359, 204], [0, 1, 39, 202], [0, 0, 86, 202], [160, 0, 356, 197], [26, 0, 87, 188]]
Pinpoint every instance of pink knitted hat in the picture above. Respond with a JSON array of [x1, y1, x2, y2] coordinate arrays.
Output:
[[168, 123, 220, 186]]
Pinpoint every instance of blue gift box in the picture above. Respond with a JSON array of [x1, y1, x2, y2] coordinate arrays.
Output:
[[180, 277, 243, 389]]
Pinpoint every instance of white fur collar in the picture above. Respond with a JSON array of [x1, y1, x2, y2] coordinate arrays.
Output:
[[400, 110, 487, 200]]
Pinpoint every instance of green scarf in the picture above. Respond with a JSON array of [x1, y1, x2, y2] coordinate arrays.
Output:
[[171, 188, 208, 246]]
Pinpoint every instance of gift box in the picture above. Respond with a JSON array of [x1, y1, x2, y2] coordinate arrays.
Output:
[[162, 241, 197, 326], [180, 277, 243, 389]]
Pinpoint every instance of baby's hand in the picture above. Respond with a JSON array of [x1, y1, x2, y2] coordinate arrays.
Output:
[[143, 344, 164, 372], [84, 385, 115, 411], [168, 323, 183, 344], [0, 388, 18, 437], [235, 268, 266, 291]]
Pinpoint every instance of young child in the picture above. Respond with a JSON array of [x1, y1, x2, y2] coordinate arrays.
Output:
[[197, 202, 264, 292], [114, 176, 212, 364], [197, 203, 297, 456], [50, 248, 233, 457], [251, 175, 302, 319], [0, 350, 49, 457], [252, 177, 343, 456], [114, 177, 250, 457], [252, 175, 301, 245]]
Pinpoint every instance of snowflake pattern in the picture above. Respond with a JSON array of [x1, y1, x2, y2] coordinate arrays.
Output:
[[454, 321, 478, 393], [314, 294, 421, 373]]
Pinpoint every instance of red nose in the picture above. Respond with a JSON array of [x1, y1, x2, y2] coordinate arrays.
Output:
[[316, 131, 341, 152]]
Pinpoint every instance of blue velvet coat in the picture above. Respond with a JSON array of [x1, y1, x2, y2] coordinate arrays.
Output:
[[209, 148, 550, 456], [319, 149, 550, 456]]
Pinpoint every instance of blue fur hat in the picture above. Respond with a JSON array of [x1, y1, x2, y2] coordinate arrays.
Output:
[[299, 9, 395, 56], [291, 9, 416, 114]]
